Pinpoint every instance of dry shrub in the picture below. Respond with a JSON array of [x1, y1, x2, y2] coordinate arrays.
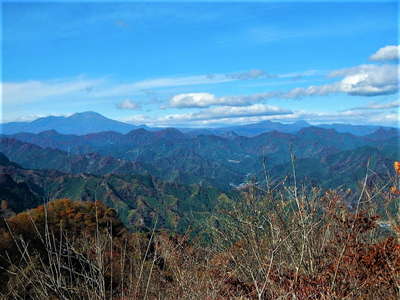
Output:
[[0, 164, 399, 299], [203, 176, 400, 299], [0, 199, 170, 300]]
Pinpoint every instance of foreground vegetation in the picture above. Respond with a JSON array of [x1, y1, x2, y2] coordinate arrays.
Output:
[[0, 164, 399, 299]]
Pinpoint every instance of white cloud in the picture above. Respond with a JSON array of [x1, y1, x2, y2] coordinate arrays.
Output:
[[228, 110, 398, 126], [226, 69, 268, 80], [1, 68, 325, 107], [2, 77, 104, 104], [170, 91, 287, 108], [271, 64, 398, 99], [124, 106, 399, 127], [91, 68, 311, 99], [346, 100, 400, 111], [284, 64, 399, 98], [278, 69, 320, 79], [1, 74, 233, 105], [223, 69, 320, 81], [170, 93, 218, 108], [369, 112, 399, 124], [116, 99, 140, 110], [125, 103, 291, 126], [284, 109, 399, 126], [330, 64, 398, 96], [92, 75, 232, 98], [370, 45, 399, 61], [169, 64, 399, 109], [189, 104, 292, 120]]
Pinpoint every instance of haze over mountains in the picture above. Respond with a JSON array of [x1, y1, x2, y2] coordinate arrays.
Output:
[[2, 111, 398, 136]]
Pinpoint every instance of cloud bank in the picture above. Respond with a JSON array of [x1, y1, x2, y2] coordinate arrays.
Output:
[[126, 103, 292, 125], [169, 62, 398, 108], [125, 108, 397, 127]]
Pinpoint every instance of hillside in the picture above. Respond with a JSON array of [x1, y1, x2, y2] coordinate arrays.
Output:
[[268, 146, 395, 190], [0, 138, 243, 188], [0, 153, 224, 232], [0, 138, 151, 176]]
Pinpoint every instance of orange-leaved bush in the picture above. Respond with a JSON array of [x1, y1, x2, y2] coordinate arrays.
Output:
[[391, 161, 400, 195]]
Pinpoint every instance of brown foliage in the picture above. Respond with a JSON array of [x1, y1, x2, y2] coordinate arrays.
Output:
[[0, 199, 168, 299], [1, 181, 399, 299]]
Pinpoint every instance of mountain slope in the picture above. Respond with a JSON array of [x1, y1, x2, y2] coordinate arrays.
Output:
[[0, 154, 225, 232], [268, 146, 396, 189], [0, 138, 151, 176], [0, 154, 41, 214], [0, 138, 242, 188]]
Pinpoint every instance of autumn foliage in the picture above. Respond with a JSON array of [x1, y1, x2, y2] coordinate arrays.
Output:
[[0, 163, 399, 299]]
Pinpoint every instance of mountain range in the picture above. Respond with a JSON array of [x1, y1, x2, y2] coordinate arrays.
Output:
[[2, 125, 398, 190], [2, 111, 398, 136]]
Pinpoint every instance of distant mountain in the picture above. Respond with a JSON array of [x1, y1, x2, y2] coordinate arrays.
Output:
[[181, 120, 311, 137], [181, 120, 399, 137], [3, 111, 398, 136], [219, 120, 311, 136], [317, 123, 398, 136], [364, 127, 400, 141], [1, 111, 147, 135]]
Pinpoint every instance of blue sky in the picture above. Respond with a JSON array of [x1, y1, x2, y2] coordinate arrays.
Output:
[[2, 1, 399, 127]]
